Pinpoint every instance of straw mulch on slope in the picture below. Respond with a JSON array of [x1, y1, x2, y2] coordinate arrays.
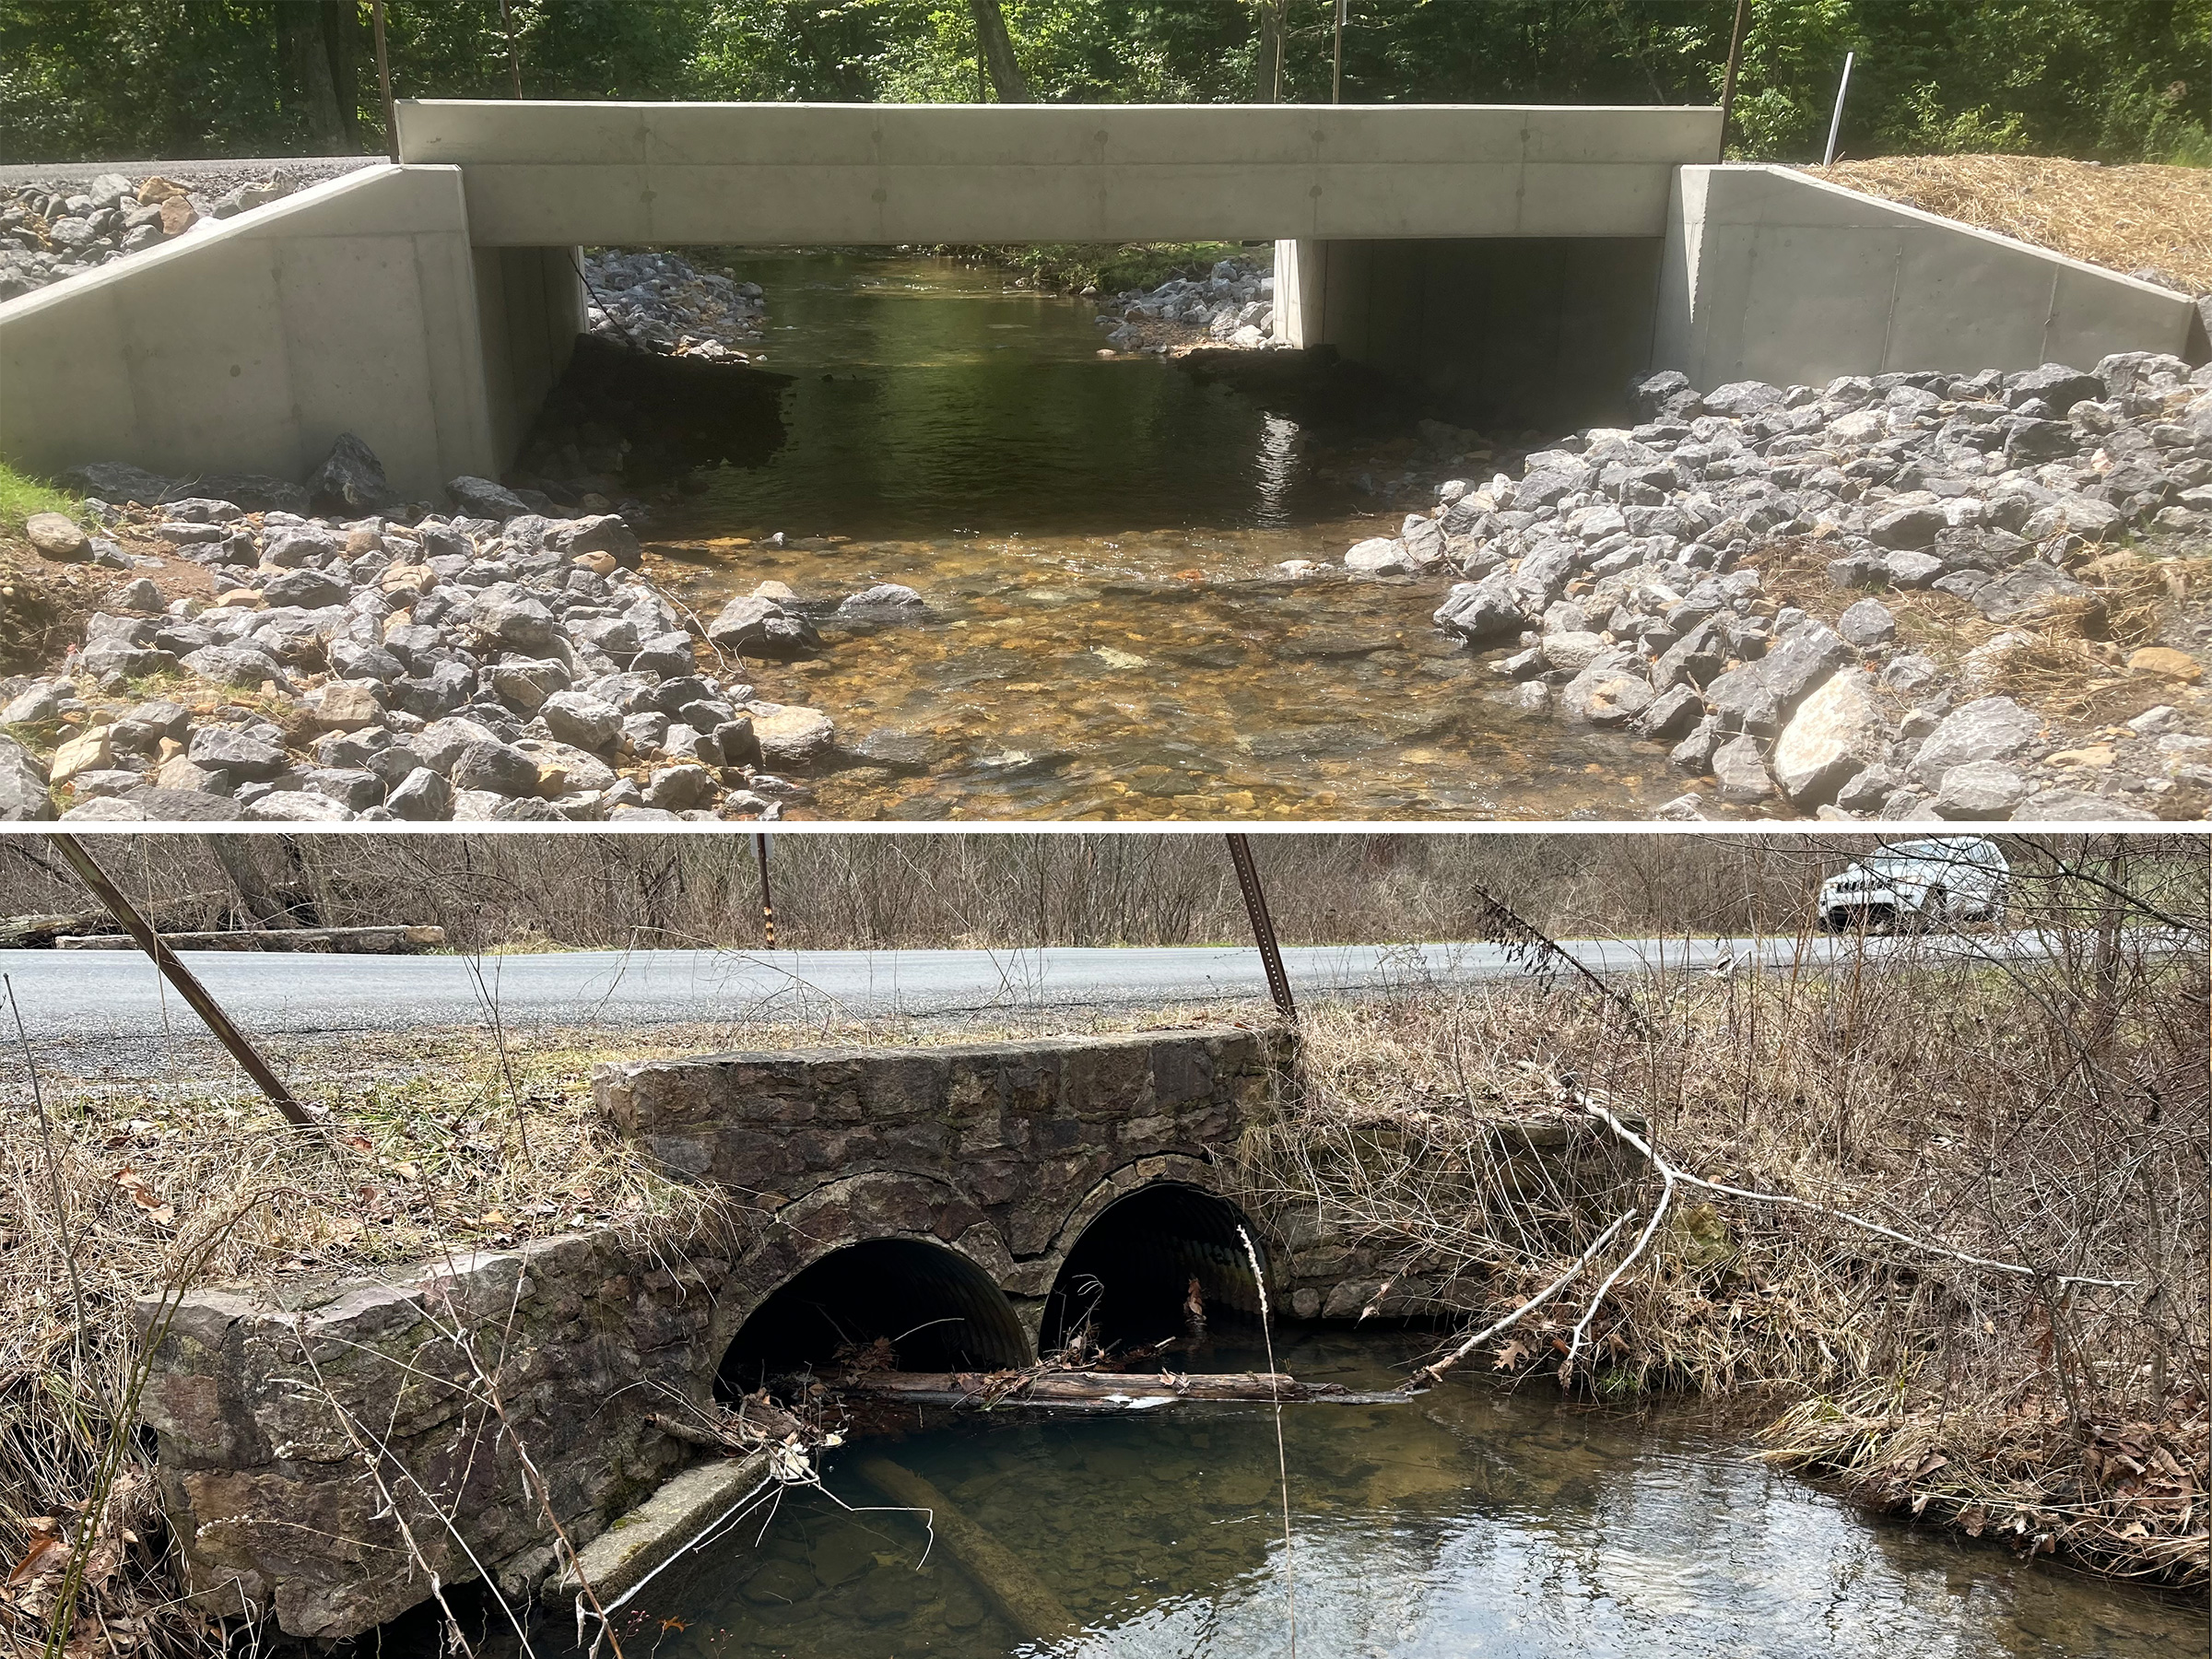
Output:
[[1800, 154, 2212, 295]]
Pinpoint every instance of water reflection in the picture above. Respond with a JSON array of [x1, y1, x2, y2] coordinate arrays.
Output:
[[586, 1334, 2199, 1659], [647, 252, 1743, 822]]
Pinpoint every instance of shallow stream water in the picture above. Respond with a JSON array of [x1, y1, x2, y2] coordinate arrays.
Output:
[[568, 1333, 2199, 1659], [642, 252, 1746, 821]]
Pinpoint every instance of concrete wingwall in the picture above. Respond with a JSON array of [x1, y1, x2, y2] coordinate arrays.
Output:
[[1654, 164, 2197, 390], [0, 165, 512, 500]]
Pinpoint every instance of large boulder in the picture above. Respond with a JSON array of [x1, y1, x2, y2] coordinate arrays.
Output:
[[543, 514, 643, 570], [1344, 536, 1416, 575], [706, 595, 821, 659], [60, 462, 176, 504], [2006, 363, 2102, 416], [471, 584, 558, 653], [1973, 561, 2100, 627], [747, 702, 835, 767], [1912, 696, 2041, 789], [447, 476, 531, 520], [1431, 580, 1525, 645], [1933, 760, 2029, 819], [306, 433, 399, 516], [187, 726, 288, 779], [25, 512, 91, 562], [1557, 659, 1653, 728], [0, 736, 53, 821], [1770, 667, 1885, 806], [538, 690, 622, 751], [1711, 734, 1775, 804]]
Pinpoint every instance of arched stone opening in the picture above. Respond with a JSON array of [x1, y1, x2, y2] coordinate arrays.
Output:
[[1039, 1182, 1267, 1357], [714, 1237, 1030, 1400]]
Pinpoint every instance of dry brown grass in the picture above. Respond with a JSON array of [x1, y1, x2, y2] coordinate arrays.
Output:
[[1800, 155, 2212, 293], [1252, 905, 2210, 1586]]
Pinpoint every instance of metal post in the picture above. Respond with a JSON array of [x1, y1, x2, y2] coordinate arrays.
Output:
[[1224, 834, 1296, 1022], [1716, 0, 1750, 160], [755, 832, 777, 949], [1332, 0, 1346, 105], [372, 0, 399, 161], [47, 834, 316, 1129], [1822, 50, 1854, 167], [498, 0, 524, 99]]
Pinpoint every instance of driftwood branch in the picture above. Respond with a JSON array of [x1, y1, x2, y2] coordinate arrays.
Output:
[[834, 1368, 1389, 1407], [1571, 1088, 2137, 1290], [1404, 1209, 1638, 1391]]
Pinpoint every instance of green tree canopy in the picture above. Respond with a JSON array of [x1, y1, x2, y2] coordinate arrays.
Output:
[[3, 0, 2207, 166]]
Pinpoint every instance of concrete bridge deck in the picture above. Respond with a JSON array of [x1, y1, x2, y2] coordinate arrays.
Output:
[[2, 100, 2195, 499], [394, 100, 1720, 245]]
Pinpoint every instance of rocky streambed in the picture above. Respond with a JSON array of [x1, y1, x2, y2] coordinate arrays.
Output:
[[0, 441, 847, 823], [1357, 351, 2212, 821]]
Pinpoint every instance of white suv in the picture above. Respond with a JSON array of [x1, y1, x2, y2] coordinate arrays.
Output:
[[1818, 838, 2012, 933]]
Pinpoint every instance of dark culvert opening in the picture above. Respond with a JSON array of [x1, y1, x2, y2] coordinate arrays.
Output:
[[1040, 1183, 1267, 1357], [715, 1238, 1030, 1401]]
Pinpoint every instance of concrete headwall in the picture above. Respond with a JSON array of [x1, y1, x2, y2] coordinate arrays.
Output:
[[0, 165, 504, 500], [1277, 236, 1664, 427], [396, 100, 1722, 245], [1655, 164, 2196, 390]]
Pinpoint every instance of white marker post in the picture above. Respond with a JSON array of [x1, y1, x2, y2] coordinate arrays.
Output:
[[1823, 50, 1856, 166]]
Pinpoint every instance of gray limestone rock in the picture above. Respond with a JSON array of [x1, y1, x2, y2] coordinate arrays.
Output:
[[1912, 696, 2041, 789], [1933, 759, 2029, 819]]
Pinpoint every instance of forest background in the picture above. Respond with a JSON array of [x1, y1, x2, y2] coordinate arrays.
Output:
[[4, 1, 2211, 172]]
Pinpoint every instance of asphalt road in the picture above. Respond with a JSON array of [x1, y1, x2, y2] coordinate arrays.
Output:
[[0, 930, 2064, 1049]]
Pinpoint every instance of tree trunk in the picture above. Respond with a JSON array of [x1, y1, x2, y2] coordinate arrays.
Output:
[[1253, 0, 1286, 102], [207, 839, 305, 929], [967, 0, 1032, 102], [280, 2, 347, 153], [321, 0, 362, 151]]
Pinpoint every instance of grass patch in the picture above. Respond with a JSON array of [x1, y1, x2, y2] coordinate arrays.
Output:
[[0, 458, 78, 536]]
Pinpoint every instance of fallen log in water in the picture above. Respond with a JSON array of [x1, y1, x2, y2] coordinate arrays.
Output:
[[853, 1453, 1079, 1647], [836, 1368, 1412, 1409]]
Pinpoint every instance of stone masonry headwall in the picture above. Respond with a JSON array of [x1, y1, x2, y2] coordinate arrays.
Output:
[[134, 1030, 1283, 1639], [130, 1026, 1615, 1640]]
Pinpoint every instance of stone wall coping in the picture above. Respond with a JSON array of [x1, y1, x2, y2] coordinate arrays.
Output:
[[594, 1025, 1260, 1077]]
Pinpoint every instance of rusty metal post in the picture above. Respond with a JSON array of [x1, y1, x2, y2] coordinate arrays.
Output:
[[755, 832, 777, 949], [1717, 0, 1750, 160], [1225, 834, 1296, 1021], [47, 835, 316, 1129]]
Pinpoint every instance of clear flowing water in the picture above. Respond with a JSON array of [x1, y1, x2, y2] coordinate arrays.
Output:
[[575, 1334, 2200, 1659], [643, 252, 1747, 822]]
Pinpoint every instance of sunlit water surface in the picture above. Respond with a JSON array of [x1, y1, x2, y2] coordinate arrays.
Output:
[[569, 1333, 2200, 1659], [641, 252, 1759, 821]]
